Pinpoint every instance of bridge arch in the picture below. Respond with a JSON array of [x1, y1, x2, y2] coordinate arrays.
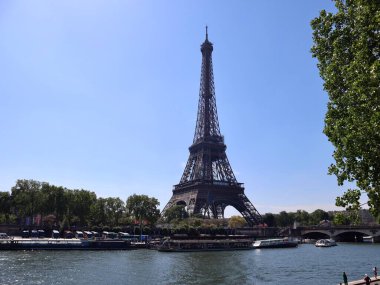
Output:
[[299, 226, 380, 242], [334, 231, 368, 242], [301, 231, 330, 240]]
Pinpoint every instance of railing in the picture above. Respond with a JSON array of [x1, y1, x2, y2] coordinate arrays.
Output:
[[299, 225, 380, 230]]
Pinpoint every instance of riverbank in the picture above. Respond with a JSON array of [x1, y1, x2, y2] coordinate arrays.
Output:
[[341, 276, 380, 285]]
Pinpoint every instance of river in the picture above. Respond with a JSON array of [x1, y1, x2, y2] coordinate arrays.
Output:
[[0, 243, 378, 285]]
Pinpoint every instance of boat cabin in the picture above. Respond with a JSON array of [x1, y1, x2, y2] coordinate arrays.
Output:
[[102, 231, 117, 239], [92, 231, 101, 238], [52, 230, 60, 238], [118, 232, 130, 239], [21, 230, 29, 238], [0, 233, 9, 239], [31, 230, 38, 238], [38, 230, 45, 238], [64, 231, 74, 239]]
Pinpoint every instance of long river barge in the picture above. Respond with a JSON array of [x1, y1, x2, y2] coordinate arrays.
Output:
[[0, 237, 136, 250], [157, 237, 254, 252]]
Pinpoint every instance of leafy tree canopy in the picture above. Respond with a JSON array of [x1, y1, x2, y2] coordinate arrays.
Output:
[[311, 0, 380, 216], [228, 215, 247, 228], [310, 209, 330, 225], [126, 194, 160, 225], [163, 205, 189, 222]]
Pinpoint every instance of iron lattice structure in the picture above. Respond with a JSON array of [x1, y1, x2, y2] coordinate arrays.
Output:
[[162, 29, 262, 226]]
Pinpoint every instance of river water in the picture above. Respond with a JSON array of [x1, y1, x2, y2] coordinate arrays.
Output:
[[0, 243, 378, 285]]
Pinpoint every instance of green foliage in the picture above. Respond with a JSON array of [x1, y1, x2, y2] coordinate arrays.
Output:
[[4, 179, 157, 229], [163, 205, 189, 222], [276, 211, 295, 227], [347, 210, 361, 225], [105, 197, 125, 226], [11, 179, 44, 222], [0, 191, 11, 224], [0, 214, 17, 224], [309, 209, 330, 225], [294, 210, 310, 226], [228, 215, 247, 228], [89, 197, 107, 226], [60, 215, 70, 231], [90, 197, 126, 227], [335, 189, 362, 211], [311, 1, 380, 216], [262, 213, 276, 227], [70, 189, 97, 226], [39, 184, 66, 221], [332, 210, 360, 225], [126, 194, 160, 225], [333, 212, 350, 225]]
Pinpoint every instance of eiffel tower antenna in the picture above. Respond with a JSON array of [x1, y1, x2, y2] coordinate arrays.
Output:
[[162, 29, 262, 226]]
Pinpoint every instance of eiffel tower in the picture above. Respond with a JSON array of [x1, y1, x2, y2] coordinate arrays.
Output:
[[162, 28, 262, 226]]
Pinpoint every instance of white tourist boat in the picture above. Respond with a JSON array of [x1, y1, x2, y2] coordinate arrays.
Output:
[[157, 237, 254, 252], [315, 239, 337, 247], [363, 236, 374, 243], [252, 238, 298, 249]]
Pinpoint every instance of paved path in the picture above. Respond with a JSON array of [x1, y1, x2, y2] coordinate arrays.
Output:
[[339, 276, 380, 285]]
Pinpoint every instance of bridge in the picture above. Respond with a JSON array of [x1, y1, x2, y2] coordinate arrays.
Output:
[[295, 225, 380, 242]]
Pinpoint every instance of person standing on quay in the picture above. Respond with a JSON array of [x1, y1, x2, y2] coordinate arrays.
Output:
[[364, 274, 371, 285], [374, 266, 378, 279], [343, 272, 348, 285]]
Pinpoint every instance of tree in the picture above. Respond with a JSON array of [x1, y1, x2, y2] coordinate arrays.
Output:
[[126, 194, 160, 239], [228, 215, 247, 228], [332, 212, 350, 225], [276, 211, 294, 227], [163, 205, 188, 222], [262, 213, 276, 227], [89, 197, 107, 226], [310, 209, 330, 225], [11, 179, 43, 225], [311, 1, 380, 217], [70, 189, 97, 226], [39, 184, 66, 222], [0, 191, 11, 223], [105, 197, 125, 227], [294, 210, 310, 226]]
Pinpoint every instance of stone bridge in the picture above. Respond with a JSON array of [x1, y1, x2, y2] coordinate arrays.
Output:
[[295, 225, 380, 242]]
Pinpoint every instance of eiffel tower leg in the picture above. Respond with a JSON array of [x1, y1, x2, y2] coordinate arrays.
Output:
[[161, 198, 176, 218], [236, 193, 262, 226], [219, 204, 227, 219], [211, 203, 218, 219]]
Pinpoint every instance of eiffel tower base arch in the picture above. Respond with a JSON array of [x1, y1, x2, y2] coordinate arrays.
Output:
[[162, 183, 261, 227]]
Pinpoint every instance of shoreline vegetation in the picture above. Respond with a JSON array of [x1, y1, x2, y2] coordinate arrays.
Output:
[[0, 179, 376, 237]]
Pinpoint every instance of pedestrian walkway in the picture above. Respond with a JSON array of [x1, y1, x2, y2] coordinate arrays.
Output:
[[339, 276, 380, 285]]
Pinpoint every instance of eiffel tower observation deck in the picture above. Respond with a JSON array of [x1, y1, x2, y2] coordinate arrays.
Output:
[[162, 28, 262, 226]]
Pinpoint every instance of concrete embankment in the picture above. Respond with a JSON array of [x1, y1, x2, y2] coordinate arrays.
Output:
[[339, 276, 380, 285]]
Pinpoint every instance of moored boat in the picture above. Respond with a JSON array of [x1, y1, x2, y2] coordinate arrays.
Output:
[[252, 238, 298, 249], [0, 238, 85, 250], [363, 236, 374, 243], [0, 237, 135, 250], [315, 239, 337, 247], [302, 238, 317, 244], [157, 237, 253, 252]]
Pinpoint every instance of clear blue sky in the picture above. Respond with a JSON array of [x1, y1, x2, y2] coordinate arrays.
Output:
[[0, 0, 343, 215]]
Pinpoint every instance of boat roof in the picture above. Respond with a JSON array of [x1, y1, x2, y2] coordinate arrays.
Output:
[[256, 239, 285, 242], [165, 239, 252, 244]]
